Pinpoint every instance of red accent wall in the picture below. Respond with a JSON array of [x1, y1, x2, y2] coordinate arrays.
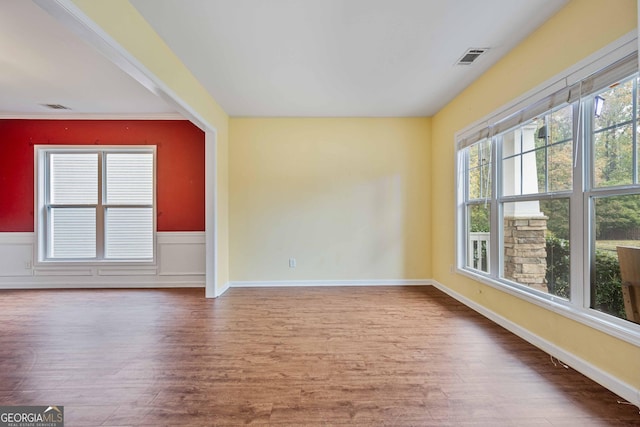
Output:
[[0, 119, 205, 232]]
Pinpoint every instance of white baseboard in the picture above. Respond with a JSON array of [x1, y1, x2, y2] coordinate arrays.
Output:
[[431, 280, 640, 408], [229, 279, 432, 288], [215, 281, 231, 297], [0, 278, 204, 289]]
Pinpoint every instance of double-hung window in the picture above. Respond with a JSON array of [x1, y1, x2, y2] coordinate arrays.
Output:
[[35, 146, 156, 263], [457, 50, 640, 337]]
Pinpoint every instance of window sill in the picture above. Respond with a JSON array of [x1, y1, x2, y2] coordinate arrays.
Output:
[[456, 267, 640, 348], [35, 260, 156, 267]]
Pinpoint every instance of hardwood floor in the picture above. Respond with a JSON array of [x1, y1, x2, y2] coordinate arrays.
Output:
[[0, 286, 638, 426]]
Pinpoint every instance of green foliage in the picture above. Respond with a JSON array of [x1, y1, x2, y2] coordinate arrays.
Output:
[[545, 238, 625, 319], [594, 79, 634, 187], [545, 236, 570, 298], [540, 199, 569, 241], [469, 204, 490, 233], [534, 105, 574, 193], [595, 194, 640, 239], [592, 250, 625, 318]]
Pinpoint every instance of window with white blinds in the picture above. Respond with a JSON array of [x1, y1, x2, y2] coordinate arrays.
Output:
[[37, 147, 155, 262]]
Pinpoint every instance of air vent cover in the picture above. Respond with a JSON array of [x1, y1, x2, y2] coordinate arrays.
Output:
[[41, 103, 71, 110], [456, 48, 489, 65]]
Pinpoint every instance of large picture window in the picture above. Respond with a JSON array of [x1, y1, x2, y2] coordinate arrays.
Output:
[[457, 51, 640, 335], [36, 146, 156, 263]]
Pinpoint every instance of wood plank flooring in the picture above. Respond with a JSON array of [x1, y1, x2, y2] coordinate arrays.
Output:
[[0, 286, 638, 426]]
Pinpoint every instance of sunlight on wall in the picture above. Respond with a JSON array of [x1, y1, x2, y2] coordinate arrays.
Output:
[[229, 117, 430, 282]]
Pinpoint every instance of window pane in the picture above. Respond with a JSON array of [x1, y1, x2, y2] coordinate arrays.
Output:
[[595, 79, 633, 131], [594, 124, 633, 187], [467, 140, 491, 200], [502, 155, 520, 197], [105, 153, 153, 205], [548, 142, 573, 192], [467, 204, 490, 273], [50, 153, 98, 204], [549, 104, 573, 144], [105, 208, 153, 259], [502, 125, 543, 196], [593, 79, 635, 188], [593, 194, 640, 321], [533, 117, 546, 150], [541, 199, 570, 299], [468, 163, 491, 200], [50, 207, 96, 258], [522, 150, 540, 194], [503, 198, 570, 299]]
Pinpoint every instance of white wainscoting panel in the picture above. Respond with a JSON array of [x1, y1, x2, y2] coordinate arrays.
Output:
[[0, 232, 33, 277], [157, 232, 206, 276], [0, 232, 205, 288]]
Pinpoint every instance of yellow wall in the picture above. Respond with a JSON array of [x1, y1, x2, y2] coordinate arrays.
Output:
[[432, 0, 639, 389], [70, 0, 230, 291], [229, 118, 431, 282]]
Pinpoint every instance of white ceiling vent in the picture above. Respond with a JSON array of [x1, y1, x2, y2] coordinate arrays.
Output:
[[40, 103, 71, 110], [456, 48, 489, 65]]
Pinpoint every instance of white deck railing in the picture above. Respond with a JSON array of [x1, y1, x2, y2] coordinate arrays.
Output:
[[469, 232, 490, 272]]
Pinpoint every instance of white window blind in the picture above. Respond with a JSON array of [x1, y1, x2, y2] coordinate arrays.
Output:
[[105, 153, 153, 205], [50, 207, 96, 258], [39, 147, 155, 262], [50, 153, 98, 204], [105, 208, 153, 259]]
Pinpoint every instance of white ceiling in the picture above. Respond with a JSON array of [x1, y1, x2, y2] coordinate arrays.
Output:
[[1, 0, 569, 118], [130, 0, 569, 117], [0, 0, 175, 116]]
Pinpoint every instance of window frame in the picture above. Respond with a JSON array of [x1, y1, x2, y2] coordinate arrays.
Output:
[[34, 145, 157, 266], [455, 35, 640, 346]]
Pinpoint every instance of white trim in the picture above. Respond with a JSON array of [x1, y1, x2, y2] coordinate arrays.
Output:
[[0, 113, 186, 120], [217, 281, 231, 296], [431, 280, 640, 408], [97, 268, 157, 276], [34, 269, 92, 276], [156, 231, 205, 243], [0, 232, 33, 244], [205, 130, 219, 298], [230, 279, 432, 288], [0, 279, 203, 289]]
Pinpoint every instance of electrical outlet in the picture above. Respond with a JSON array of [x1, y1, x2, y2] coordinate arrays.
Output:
[[289, 258, 296, 268]]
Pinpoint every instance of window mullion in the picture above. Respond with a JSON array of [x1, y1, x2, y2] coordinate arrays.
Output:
[[570, 100, 586, 309], [633, 77, 638, 184], [44, 152, 52, 259], [545, 115, 550, 193], [490, 137, 500, 278], [96, 151, 105, 260]]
